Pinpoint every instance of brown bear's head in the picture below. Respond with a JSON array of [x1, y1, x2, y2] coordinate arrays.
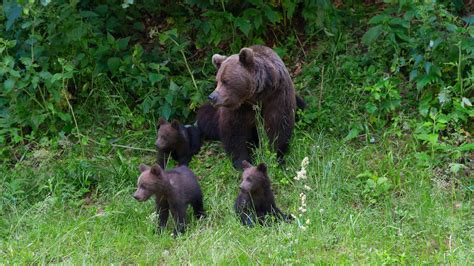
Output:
[[208, 48, 256, 109], [133, 164, 164, 202], [155, 118, 181, 150], [239, 160, 270, 194]]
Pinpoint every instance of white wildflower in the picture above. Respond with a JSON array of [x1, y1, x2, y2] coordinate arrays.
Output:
[[294, 157, 309, 180], [301, 157, 309, 168]]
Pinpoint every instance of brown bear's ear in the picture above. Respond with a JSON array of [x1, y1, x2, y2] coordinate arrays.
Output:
[[241, 160, 252, 169], [171, 119, 180, 130], [150, 164, 163, 177], [158, 117, 167, 126], [139, 164, 150, 173], [239, 48, 254, 68], [212, 54, 227, 69], [257, 163, 267, 174]]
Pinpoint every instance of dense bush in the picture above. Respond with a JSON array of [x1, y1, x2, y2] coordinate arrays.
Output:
[[0, 0, 338, 143], [358, 3, 474, 163], [0, 0, 472, 164]]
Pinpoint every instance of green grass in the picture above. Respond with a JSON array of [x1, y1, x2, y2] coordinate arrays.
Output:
[[1, 128, 472, 264]]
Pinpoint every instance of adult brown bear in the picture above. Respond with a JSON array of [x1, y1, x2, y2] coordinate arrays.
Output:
[[208, 45, 296, 169]]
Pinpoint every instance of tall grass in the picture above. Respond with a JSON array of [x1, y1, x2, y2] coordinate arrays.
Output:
[[1, 127, 471, 264]]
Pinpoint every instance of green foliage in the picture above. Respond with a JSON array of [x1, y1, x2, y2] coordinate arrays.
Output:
[[1, 0, 340, 145], [353, 2, 473, 163], [356, 171, 393, 204]]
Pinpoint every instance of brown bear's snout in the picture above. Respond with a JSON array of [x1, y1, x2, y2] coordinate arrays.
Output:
[[239, 181, 251, 193], [208, 91, 219, 105], [155, 138, 164, 149], [133, 191, 144, 201]]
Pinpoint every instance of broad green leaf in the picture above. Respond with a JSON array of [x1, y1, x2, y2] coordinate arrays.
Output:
[[263, 6, 281, 24], [409, 70, 418, 81], [165, 94, 173, 104], [169, 81, 179, 92], [117, 37, 130, 51], [4, 1, 22, 30], [57, 112, 72, 122], [362, 25, 383, 45], [148, 73, 163, 85], [344, 128, 360, 142], [282, 0, 296, 20], [415, 133, 438, 144], [462, 15, 474, 25], [446, 23, 458, 32], [456, 142, 474, 152], [107, 33, 115, 44], [3, 79, 15, 92], [107, 57, 121, 73], [416, 76, 432, 91], [368, 14, 390, 24], [31, 113, 47, 129], [51, 73, 63, 84], [235, 17, 251, 36], [161, 104, 171, 120]]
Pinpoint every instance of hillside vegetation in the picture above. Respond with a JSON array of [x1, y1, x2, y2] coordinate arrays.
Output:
[[1, 1, 472, 264]]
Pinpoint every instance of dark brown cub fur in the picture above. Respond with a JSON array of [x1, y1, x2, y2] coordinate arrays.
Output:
[[156, 118, 202, 168], [133, 164, 205, 235], [234, 161, 291, 226]]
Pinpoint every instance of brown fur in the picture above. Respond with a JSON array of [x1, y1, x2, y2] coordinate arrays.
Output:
[[196, 103, 220, 141], [197, 96, 305, 144], [234, 161, 291, 226], [133, 164, 205, 235], [155, 118, 202, 168], [208, 45, 296, 169]]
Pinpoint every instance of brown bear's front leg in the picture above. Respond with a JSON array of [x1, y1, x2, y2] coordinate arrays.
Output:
[[156, 201, 169, 229], [271, 205, 292, 222], [170, 204, 186, 236], [191, 197, 206, 219], [157, 150, 170, 169], [262, 100, 295, 163], [219, 106, 256, 169]]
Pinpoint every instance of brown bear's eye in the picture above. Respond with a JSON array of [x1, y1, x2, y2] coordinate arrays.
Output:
[[221, 79, 228, 85]]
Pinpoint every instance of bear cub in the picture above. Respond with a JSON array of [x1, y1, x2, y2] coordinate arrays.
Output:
[[133, 164, 205, 235], [155, 118, 202, 168], [234, 161, 291, 226]]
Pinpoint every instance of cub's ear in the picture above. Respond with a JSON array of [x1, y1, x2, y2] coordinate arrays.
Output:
[[171, 119, 180, 130], [150, 164, 164, 177], [256, 163, 267, 174], [241, 160, 252, 169], [139, 164, 150, 173], [212, 54, 227, 69], [158, 117, 167, 126], [239, 48, 254, 68]]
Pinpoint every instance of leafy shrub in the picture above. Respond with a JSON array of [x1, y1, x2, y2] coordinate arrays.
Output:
[[1, 0, 339, 145], [356, 2, 473, 159]]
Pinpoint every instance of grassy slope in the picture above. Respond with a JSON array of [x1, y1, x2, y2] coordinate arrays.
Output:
[[1, 127, 472, 264]]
